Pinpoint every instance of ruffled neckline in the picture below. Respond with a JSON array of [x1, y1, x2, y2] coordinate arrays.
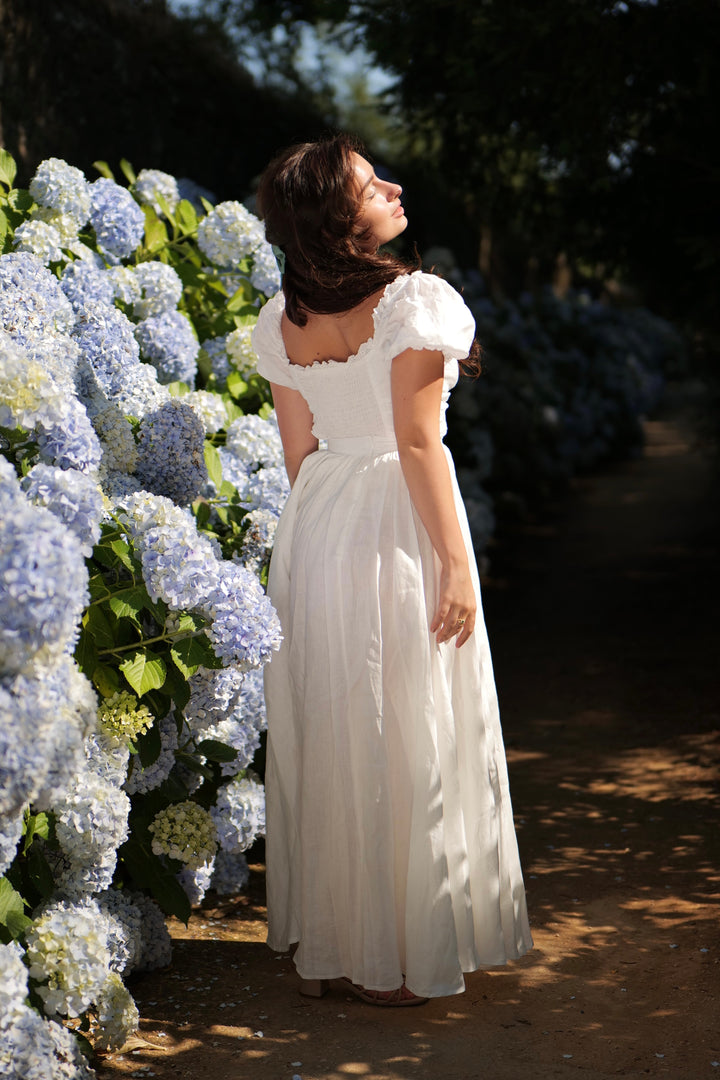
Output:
[[267, 272, 418, 374]]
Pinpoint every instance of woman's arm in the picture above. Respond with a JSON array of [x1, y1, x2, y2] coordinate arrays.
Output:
[[391, 348, 476, 648], [270, 382, 319, 486]]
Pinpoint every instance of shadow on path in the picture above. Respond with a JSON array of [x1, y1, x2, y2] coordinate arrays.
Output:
[[98, 404, 720, 1080]]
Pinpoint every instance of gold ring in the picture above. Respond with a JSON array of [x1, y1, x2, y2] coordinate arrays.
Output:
[[457, 618, 466, 625]]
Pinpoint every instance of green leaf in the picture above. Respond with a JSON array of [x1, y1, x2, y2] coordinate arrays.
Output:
[[166, 380, 192, 397], [176, 199, 198, 232], [200, 196, 215, 215], [23, 811, 50, 852], [143, 206, 169, 253], [204, 442, 223, 489], [0, 877, 31, 940], [83, 604, 116, 649], [136, 719, 162, 768], [110, 538, 136, 571], [120, 652, 167, 696], [27, 845, 56, 900], [8, 189, 33, 212], [93, 160, 115, 180], [0, 149, 17, 188], [0, 207, 8, 246], [119, 158, 137, 185], [118, 841, 192, 923], [108, 586, 148, 623], [226, 371, 248, 398], [196, 739, 238, 763], [226, 285, 254, 312], [92, 663, 121, 697], [75, 631, 99, 678], [170, 634, 217, 678]]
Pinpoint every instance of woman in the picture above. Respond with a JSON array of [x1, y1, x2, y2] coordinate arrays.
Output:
[[252, 134, 532, 1006]]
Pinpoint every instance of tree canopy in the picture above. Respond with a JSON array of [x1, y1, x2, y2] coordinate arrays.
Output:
[[202, 0, 719, 328]]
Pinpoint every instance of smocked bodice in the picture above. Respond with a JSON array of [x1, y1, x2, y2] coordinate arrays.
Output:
[[252, 271, 476, 444]]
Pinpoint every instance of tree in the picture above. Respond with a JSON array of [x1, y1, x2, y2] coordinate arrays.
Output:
[[204, 0, 719, 327]]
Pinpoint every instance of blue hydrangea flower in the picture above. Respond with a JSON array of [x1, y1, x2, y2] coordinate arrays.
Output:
[[201, 333, 231, 388], [135, 400, 208, 505], [211, 775, 266, 853], [0, 489, 89, 676], [197, 201, 264, 267], [126, 891, 172, 972], [210, 849, 250, 896], [0, 252, 75, 342], [134, 310, 199, 385], [186, 665, 266, 774], [89, 178, 145, 260], [177, 858, 216, 907], [133, 168, 180, 215], [29, 158, 91, 226], [240, 508, 280, 573], [1, 1007, 96, 1080], [21, 464, 104, 558], [133, 262, 183, 318], [61, 259, 115, 311], [176, 176, 216, 210], [239, 465, 290, 515], [95, 889, 144, 974], [12, 220, 63, 266], [202, 561, 282, 670], [72, 304, 140, 392], [124, 713, 178, 794], [250, 239, 282, 297]]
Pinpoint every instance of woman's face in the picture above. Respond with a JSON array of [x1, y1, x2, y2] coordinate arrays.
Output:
[[351, 153, 408, 250]]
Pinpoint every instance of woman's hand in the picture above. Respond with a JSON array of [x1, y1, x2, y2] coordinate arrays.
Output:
[[430, 562, 477, 648]]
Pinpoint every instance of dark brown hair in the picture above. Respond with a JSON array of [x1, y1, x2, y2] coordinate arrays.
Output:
[[256, 133, 411, 326]]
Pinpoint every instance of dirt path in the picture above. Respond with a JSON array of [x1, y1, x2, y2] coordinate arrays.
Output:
[[97, 400, 720, 1080]]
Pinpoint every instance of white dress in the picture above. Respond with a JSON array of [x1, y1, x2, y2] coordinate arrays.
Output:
[[252, 271, 532, 998]]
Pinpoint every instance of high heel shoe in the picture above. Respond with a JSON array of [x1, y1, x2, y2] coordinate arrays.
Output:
[[299, 978, 330, 998]]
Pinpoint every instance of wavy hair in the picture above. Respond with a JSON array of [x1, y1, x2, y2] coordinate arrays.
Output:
[[256, 133, 412, 327]]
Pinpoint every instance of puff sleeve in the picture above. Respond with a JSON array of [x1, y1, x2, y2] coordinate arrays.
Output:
[[251, 293, 298, 390], [381, 271, 476, 364]]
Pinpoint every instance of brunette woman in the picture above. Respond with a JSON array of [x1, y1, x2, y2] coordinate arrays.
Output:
[[252, 134, 532, 1006]]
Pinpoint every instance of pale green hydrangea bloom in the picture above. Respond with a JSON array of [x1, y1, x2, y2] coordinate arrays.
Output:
[[98, 691, 153, 744], [149, 800, 218, 869]]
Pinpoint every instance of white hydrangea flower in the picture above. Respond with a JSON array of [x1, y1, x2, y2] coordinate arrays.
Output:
[[13, 220, 64, 265], [106, 265, 142, 306], [0, 941, 29, 1031], [0, 807, 24, 875], [183, 388, 229, 433], [92, 972, 139, 1051], [133, 168, 180, 215], [25, 897, 112, 1017], [133, 262, 183, 318], [29, 158, 91, 226], [30, 206, 80, 246], [226, 323, 259, 376], [197, 201, 264, 268], [149, 800, 218, 869]]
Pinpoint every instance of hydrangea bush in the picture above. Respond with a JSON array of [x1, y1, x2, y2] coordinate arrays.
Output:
[[431, 250, 685, 550], [0, 148, 285, 1075]]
